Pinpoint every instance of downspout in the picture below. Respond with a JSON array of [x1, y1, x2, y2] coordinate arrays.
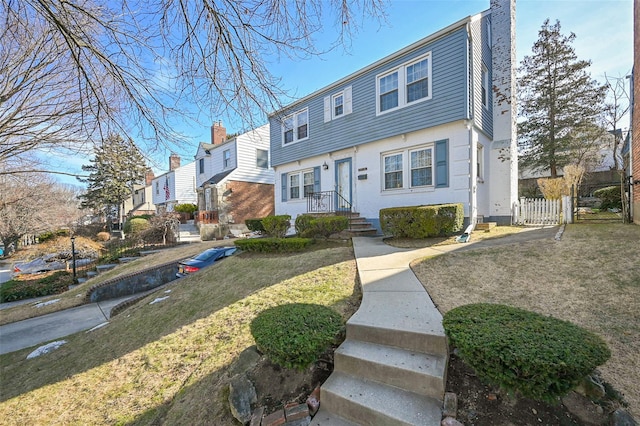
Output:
[[466, 22, 477, 228]]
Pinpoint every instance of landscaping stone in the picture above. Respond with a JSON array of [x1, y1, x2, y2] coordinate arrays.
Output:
[[441, 416, 464, 426], [229, 346, 262, 377], [561, 391, 608, 425], [249, 406, 265, 426], [610, 409, 638, 426], [443, 392, 457, 418], [262, 409, 286, 426], [229, 374, 257, 425], [306, 386, 320, 416]]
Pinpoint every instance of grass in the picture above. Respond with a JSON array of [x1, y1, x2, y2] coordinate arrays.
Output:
[[411, 223, 640, 418], [0, 240, 359, 425]]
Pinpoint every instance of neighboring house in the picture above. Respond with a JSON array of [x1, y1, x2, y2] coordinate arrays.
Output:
[[151, 154, 197, 213], [269, 0, 517, 231], [194, 122, 274, 238], [122, 169, 156, 218]]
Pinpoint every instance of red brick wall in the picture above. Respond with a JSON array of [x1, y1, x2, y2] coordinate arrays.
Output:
[[634, 0, 640, 223], [225, 181, 275, 224]]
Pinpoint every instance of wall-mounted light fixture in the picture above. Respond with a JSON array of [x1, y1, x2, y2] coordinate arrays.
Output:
[[322, 161, 329, 170]]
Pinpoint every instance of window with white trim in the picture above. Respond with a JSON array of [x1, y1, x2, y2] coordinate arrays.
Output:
[[324, 86, 352, 122], [481, 65, 489, 108], [382, 144, 437, 190], [223, 149, 231, 168], [377, 53, 431, 114], [283, 108, 309, 144], [410, 147, 433, 187], [288, 169, 314, 199], [383, 153, 403, 189], [256, 149, 268, 169]]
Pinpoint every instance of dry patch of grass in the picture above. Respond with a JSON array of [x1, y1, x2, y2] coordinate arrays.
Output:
[[0, 242, 358, 425], [411, 224, 640, 417], [385, 225, 525, 248]]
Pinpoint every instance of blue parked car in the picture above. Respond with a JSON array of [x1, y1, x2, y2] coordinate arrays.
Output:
[[176, 246, 237, 278]]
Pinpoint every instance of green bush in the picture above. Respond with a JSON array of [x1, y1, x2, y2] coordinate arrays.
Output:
[[251, 303, 344, 370], [235, 237, 313, 253], [295, 215, 349, 238], [443, 303, 611, 402], [593, 186, 622, 210], [0, 271, 72, 303], [380, 203, 464, 238], [261, 215, 291, 238], [173, 203, 198, 214], [245, 218, 266, 233], [123, 218, 150, 236], [38, 229, 70, 243]]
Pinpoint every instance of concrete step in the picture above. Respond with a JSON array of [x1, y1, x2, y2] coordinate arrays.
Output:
[[334, 340, 446, 400], [316, 372, 442, 426], [345, 292, 448, 357], [310, 408, 360, 425]]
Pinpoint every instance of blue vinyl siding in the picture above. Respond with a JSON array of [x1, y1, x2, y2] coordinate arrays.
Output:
[[473, 14, 493, 136], [270, 26, 470, 167]]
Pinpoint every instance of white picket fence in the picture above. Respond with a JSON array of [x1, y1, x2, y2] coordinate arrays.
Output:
[[513, 197, 572, 225]]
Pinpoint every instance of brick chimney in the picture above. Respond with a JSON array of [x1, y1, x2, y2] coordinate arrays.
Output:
[[169, 153, 181, 171], [145, 168, 155, 186], [211, 121, 227, 145]]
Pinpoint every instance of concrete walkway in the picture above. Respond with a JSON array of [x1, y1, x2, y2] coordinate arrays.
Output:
[[312, 226, 560, 425]]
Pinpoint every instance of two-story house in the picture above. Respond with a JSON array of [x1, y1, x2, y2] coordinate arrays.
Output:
[[269, 0, 517, 232], [151, 154, 197, 213], [194, 122, 274, 238]]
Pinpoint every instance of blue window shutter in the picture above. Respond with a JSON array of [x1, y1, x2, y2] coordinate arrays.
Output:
[[313, 166, 321, 192], [435, 139, 449, 188], [281, 173, 288, 202]]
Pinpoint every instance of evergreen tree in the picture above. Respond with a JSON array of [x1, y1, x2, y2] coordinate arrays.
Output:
[[518, 19, 606, 177], [79, 134, 147, 228]]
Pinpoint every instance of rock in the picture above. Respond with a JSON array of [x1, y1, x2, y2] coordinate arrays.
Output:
[[610, 409, 638, 426], [443, 392, 458, 418], [249, 407, 265, 426], [442, 416, 464, 426], [229, 346, 262, 377], [306, 386, 321, 416], [228, 374, 257, 425], [561, 391, 608, 425]]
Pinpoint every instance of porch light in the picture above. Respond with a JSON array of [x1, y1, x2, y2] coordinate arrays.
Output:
[[323, 161, 329, 170]]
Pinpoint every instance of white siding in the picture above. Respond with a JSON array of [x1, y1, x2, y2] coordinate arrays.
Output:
[[174, 162, 197, 205]]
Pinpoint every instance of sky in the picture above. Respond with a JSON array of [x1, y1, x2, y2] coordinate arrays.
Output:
[[54, 0, 633, 186]]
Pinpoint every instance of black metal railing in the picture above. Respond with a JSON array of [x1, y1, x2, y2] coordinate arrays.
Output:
[[306, 191, 353, 228]]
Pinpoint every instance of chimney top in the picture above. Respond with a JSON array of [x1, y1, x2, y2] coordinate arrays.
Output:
[[211, 121, 227, 145], [169, 153, 181, 171]]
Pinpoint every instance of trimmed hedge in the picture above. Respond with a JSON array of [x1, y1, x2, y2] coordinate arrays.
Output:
[[251, 303, 343, 370], [295, 215, 349, 238], [443, 303, 611, 402], [593, 186, 622, 210], [123, 218, 150, 235], [234, 237, 313, 253], [261, 215, 291, 238], [379, 203, 464, 238], [245, 218, 266, 233], [0, 271, 72, 302], [173, 203, 198, 214]]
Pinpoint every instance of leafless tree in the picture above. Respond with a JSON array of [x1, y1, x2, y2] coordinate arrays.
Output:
[[1, 0, 386, 174], [0, 163, 84, 252], [602, 73, 631, 171]]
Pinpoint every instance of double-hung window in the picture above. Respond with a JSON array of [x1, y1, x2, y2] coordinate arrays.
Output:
[[223, 149, 231, 168], [324, 86, 353, 122], [283, 108, 309, 145], [377, 53, 431, 114], [288, 170, 314, 199], [333, 93, 344, 117], [410, 147, 433, 187], [256, 149, 268, 169], [383, 153, 403, 189]]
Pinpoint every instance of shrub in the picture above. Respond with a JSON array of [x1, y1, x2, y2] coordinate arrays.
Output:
[[295, 215, 349, 238], [261, 215, 291, 238], [380, 203, 464, 238], [173, 203, 198, 214], [96, 232, 111, 242], [0, 271, 72, 302], [593, 186, 622, 210], [123, 218, 150, 236], [251, 303, 344, 370], [235, 237, 313, 253], [245, 218, 266, 233], [443, 303, 611, 402], [38, 229, 70, 243]]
